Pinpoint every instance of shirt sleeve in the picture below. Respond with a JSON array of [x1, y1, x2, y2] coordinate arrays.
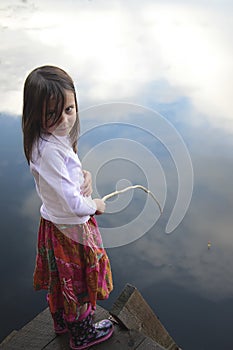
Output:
[[38, 143, 97, 218]]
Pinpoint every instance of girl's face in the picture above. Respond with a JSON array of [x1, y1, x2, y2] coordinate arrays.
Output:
[[44, 90, 76, 137]]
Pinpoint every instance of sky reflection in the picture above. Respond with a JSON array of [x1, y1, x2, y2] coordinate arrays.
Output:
[[1, 0, 233, 130], [0, 1, 233, 349]]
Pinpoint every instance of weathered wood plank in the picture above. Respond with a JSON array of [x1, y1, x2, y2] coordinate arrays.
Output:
[[110, 284, 179, 350], [137, 336, 166, 350], [1, 284, 179, 350], [0, 331, 18, 347], [0, 308, 56, 349], [42, 334, 69, 350]]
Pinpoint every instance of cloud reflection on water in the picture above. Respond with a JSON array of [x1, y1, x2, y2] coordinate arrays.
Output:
[[0, 0, 233, 132], [79, 116, 233, 301]]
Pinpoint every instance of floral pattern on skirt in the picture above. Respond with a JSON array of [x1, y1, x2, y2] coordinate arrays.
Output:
[[33, 216, 113, 322]]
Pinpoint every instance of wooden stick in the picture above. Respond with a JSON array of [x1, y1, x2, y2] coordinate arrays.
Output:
[[102, 185, 163, 214]]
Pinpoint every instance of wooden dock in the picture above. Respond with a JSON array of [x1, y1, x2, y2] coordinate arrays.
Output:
[[0, 284, 181, 350]]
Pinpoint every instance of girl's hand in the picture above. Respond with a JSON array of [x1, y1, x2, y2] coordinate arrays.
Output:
[[93, 199, 106, 215], [81, 170, 93, 197]]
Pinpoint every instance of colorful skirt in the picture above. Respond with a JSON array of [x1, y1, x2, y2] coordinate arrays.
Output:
[[33, 216, 113, 322]]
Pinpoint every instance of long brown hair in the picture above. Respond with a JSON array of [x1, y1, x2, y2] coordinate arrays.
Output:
[[22, 65, 79, 163]]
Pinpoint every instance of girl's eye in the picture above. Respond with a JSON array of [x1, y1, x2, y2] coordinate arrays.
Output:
[[65, 106, 74, 114]]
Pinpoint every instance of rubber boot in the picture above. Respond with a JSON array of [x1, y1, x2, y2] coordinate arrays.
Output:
[[67, 304, 114, 350]]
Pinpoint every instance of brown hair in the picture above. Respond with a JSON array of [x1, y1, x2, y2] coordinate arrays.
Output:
[[22, 65, 79, 163]]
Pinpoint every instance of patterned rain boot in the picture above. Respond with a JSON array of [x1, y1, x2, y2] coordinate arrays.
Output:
[[67, 304, 114, 350], [52, 308, 68, 334]]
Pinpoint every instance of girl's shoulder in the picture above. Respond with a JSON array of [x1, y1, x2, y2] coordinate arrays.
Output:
[[41, 133, 72, 152], [32, 133, 74, 164]]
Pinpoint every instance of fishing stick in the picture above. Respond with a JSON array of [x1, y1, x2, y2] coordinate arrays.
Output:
[[102, 185, 163, 214]]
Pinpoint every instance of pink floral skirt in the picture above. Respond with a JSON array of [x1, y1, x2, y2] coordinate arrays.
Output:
[[33, 216, 113, 322]]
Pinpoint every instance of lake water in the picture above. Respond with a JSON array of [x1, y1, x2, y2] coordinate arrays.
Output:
[[0, 108, 233, 350], [1, 1, 233, 349]]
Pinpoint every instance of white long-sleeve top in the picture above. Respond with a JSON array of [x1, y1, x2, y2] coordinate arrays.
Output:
[[30, 133, 97, 224]]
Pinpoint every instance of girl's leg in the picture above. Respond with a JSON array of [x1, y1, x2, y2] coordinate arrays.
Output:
[[33, 218, 68, 334], [39, 219, 114, 347], [46, 284, 68, 334], [47, 290, 88, 335]]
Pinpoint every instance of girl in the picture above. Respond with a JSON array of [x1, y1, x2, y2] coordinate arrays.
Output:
[[22, 65, 114, 350]]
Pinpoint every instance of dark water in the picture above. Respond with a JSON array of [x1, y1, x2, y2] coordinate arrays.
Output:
[[0, 112, 233, 350]]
